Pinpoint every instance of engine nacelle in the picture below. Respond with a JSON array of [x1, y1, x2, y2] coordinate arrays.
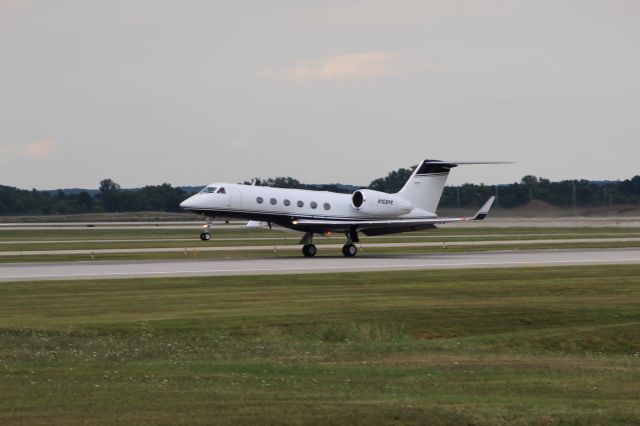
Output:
[[351, 189, 413, 217]]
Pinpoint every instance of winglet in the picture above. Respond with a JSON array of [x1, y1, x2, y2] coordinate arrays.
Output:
[[469, 196, 495, 221]]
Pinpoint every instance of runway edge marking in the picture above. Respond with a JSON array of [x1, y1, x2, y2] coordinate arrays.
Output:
[[2, 257, 640, 281]]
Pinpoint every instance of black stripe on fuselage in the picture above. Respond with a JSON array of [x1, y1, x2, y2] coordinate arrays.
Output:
[[184, 207, 436, 233], [185, 208, 350, 233], [185, 207, 434, 222]]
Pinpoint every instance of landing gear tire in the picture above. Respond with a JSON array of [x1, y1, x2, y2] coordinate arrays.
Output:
[[342, 243, 357, 257], [302, 244, 317, 257], [200, 232, 211, 241]]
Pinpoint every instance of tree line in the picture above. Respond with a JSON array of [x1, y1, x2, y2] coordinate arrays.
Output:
[[368, 169, 640, 208], [1, 171, 640, 215], [0, 179, 189, 215], [243, 177, 358, 194], [251, 170, 640, 209]]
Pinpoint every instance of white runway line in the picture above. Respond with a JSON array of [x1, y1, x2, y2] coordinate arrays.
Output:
[[3, 258, 640, 281]]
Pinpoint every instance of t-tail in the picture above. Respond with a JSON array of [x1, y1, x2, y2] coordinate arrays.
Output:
[[396, 160, 509, 214]]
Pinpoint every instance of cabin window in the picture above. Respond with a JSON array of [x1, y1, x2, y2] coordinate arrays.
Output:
[[217, 187, 226, 194], [256, 197, 263, 204], [284, 199, 291, 206], [310, 201, 317, 209], [297, 201, 304, 208], [323, 203, 331, 210], [270, 198, 277, 205]]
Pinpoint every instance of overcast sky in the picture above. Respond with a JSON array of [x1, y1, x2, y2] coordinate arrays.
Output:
[[1, 0, 638, 189]]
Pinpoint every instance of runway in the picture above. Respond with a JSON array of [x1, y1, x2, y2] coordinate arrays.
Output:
[[1, 237, 639, 257], [1, 248, 640, 282]]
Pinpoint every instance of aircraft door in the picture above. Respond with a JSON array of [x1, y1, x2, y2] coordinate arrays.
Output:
[[215, 187, 232, 207], [226, 186, 241, 208]]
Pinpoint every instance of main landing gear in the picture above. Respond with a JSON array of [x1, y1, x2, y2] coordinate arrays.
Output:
[[298, 229, 360, 257], [200, 217, 212, 241], [341, 229, 359, 257], [302, 243, 317, 257], [299, 232, 317, 257], [342, 243, 357, 257]]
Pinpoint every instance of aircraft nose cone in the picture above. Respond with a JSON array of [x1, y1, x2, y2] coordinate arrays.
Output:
[[180, 197, 192, 209]]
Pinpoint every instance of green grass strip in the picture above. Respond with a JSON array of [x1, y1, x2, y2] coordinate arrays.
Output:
[[1, 265, 640, 424]]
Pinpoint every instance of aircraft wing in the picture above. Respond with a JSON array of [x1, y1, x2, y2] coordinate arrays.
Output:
[[291, 197, 495, 234]]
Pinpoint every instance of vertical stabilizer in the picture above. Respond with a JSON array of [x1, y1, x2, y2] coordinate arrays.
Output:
[[396, 160, 457, 214]]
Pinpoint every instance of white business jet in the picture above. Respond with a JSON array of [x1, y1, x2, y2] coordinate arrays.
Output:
[[180, 159, 504, 257]]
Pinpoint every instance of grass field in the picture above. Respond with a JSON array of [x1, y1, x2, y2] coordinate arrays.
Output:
[[2, 266, 640, 424]]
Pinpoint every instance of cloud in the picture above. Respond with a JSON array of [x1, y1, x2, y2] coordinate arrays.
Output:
[[0, 0, 32, 10], [261, 52, 423, 82], [20, 138, 57, 158], [0, 139, 57, 160]]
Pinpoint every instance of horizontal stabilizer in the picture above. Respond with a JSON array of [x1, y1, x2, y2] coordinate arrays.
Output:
[[425, 161, 513, 165], [414, 161, 512, 175]]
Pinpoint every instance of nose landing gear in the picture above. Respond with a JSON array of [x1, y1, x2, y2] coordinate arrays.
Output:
[[200, 217, 213, 241]]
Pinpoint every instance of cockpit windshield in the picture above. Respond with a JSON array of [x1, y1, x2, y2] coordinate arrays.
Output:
[[199, 186, 217, 194], [198, 186, 226, 194]]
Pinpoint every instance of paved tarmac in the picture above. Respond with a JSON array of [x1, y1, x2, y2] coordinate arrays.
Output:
[[1, 237, 639, 257], [2, 232, 639, 245], [1, 248, 639, 282]]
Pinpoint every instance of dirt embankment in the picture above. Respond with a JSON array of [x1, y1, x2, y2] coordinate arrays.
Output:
[[439, 201, 640, 227], [441, 200, 640, 217]]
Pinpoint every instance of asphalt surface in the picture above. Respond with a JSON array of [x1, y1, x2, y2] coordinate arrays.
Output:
[[1, 248, 639, 282], [1, 232, 638, 245], [1, 237, 639, 257]]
